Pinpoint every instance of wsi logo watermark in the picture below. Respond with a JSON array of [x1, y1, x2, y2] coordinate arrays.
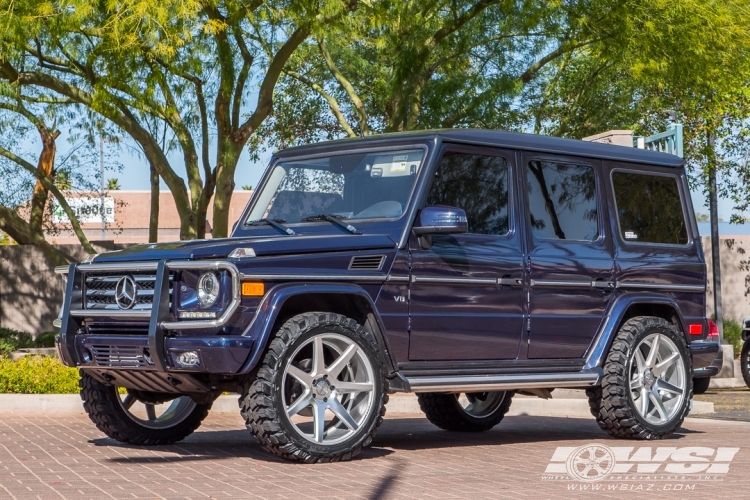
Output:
[[542, 443, 739, 488]]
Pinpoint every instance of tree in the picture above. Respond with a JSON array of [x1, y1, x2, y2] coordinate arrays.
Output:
[[106, 178, 121, 190], [0, 81, 96, 264], [0, 0, 358, 240]]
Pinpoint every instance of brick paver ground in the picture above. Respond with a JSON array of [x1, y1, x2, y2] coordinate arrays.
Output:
[[0, 411, 748, 499]]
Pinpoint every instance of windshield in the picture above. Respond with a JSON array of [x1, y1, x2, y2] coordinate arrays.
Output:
[[246, 148, 424, 224]]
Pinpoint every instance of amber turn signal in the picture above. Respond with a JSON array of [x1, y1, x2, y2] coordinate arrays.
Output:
[[241, 282, 265, 297]]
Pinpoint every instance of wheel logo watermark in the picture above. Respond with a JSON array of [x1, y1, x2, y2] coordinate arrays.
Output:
[[542, 444, 740, 491], [566, 444, 616, 482]]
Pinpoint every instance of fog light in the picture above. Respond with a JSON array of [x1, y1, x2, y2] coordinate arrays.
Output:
[[177, 351, 200, 368], [81, 348, 93, 363]]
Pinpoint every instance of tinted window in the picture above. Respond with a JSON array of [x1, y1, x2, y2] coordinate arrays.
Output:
[[612, 171, 688, 245], [425, 152, 510, 236], [527, 161, 598, 240]]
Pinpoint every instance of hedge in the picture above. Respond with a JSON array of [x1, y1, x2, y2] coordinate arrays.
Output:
[[0, 356, 80, 394]]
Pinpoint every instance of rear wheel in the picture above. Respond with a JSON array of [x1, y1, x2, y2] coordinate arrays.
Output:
[[589, 316, 691, 440], [692, 377, 711, 394], [417, 391, 513, 432], [79, 372, 211, 445]]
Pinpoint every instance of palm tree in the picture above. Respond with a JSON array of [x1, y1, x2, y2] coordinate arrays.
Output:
[[106, 178, 121, 190]]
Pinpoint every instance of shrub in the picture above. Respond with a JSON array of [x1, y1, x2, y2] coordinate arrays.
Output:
[[0, 328, 34, 356], [723, 318, 743, 358], [0, 329, 58, 356], [0, 356, 80, 394]]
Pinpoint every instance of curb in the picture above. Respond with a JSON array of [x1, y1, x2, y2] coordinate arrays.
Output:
[[0, 393, 714, 417]]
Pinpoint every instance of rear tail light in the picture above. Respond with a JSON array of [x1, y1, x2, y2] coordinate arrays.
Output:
[[707, 318, 719, 338], [688, 323, 703, 335]]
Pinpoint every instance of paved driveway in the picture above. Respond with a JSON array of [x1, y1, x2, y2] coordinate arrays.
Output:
[[0, 411, 748, 499]]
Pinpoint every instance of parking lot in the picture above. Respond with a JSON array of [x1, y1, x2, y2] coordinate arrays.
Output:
[[1, 409, 749, 499]]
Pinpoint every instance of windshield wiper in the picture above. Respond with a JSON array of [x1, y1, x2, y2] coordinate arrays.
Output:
[[300, 214, 361, 235], [247, 218, 295, 235]]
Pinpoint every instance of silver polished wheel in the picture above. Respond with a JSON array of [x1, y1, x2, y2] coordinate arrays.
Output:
[[629, 333, 686, 425], [116, 392, 198, 430], [281, 333, 375, 445], [456, 392, 508, 417]]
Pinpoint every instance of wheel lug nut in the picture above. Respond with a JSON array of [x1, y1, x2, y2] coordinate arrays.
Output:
[[330, 386, 335, 390]]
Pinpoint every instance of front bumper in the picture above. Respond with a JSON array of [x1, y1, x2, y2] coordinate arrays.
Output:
[[690, 341, 722, 378], [55, 260, 252, 376]]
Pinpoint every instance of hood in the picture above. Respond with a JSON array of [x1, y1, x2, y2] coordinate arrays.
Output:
[[90, 233, 398, 263]]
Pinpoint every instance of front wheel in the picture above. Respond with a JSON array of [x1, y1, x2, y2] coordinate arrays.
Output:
[[418, 391, 513, 432], [79, 372, 212, 445], [589, 316, 691, 440], [241, 312, 388, 463]]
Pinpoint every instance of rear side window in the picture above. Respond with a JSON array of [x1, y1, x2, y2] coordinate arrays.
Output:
[[426, 152, 510, 236], [612, 171, 688, 245], [526, 161, 599, 241]]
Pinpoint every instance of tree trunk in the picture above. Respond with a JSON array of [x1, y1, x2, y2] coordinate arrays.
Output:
[[149, 161, 159, 243], [211, 144, 243, 238], [28, 126, 61, 233], [0, 206, 68, 267]]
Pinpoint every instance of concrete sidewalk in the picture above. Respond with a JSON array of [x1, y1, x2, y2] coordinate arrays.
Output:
[[0, 391, 715, 416]]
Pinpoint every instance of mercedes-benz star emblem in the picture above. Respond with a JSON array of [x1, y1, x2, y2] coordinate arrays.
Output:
[[115, 275, 138, 310]]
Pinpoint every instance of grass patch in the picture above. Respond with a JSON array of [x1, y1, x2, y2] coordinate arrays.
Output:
[[0, 356, 80, 394]]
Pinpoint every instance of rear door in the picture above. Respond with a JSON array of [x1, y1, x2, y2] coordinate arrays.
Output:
[[521, 152, 616, 359], [408, 145, 526, 361]]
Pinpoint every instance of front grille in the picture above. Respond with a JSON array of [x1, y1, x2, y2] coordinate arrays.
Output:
[[84, 320, 150, 335], [90, 345, 148, 368], [83, 271, 172, 310]]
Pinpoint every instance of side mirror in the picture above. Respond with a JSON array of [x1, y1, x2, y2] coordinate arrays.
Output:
[[413, 205, 468, 235]]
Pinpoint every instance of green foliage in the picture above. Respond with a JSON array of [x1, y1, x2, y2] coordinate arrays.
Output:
[[0, 356, 80, 394], [0, 328, 56, 356], [106, 178, 121, 190], [723, 318, 743, 358]]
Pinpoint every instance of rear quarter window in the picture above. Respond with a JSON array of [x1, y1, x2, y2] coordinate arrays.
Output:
[[611, 171, 688, 245]]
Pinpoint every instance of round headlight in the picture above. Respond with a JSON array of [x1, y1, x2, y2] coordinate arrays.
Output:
[[197, 272, 220, 308]]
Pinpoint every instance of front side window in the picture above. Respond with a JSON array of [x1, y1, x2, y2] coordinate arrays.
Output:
[[425, 152, 510, 236], [247, 149, 424, 224], [526, 161, 598, 241], [612, 171, 688, 245]]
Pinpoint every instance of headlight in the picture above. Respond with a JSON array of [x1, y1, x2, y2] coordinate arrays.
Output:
[[197, 272, 220, 308]]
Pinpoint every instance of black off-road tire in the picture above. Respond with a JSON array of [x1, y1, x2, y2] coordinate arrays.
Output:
[[692, 377, 711, 395], [587, 316, 692, 440], [79, 371, 211, 445], [239, 312, 388, 463], [741, 340, 750, 389], [417, 391, 514, 432]]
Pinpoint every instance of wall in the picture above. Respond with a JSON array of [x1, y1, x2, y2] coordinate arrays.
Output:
[[0, 244, 112, 336], [703, 236, 750, 322]]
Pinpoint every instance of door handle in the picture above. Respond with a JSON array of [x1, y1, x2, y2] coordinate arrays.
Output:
[[592, 279, 615, 290], [498, 276, 523, 288]]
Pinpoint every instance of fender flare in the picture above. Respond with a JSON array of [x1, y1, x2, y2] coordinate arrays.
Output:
[[237, 282, 397, 376], [583, 293, 688, 371]]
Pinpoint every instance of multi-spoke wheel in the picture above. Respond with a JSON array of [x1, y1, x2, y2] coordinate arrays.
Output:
[[629, 333, 686, 425], [241, 312, 387, 463], [417, 391, 513, 432], [79, 372, 212, 445], [589, 316, 691, 440]]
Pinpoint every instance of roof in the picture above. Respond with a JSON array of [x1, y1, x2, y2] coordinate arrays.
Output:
[[277, 129, 684, 168]]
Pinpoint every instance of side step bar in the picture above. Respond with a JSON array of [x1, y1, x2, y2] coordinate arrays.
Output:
[[401, 368, 602, 393]]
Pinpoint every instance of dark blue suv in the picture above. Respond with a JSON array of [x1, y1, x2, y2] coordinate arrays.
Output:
[[55, 130, 722, 462]]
